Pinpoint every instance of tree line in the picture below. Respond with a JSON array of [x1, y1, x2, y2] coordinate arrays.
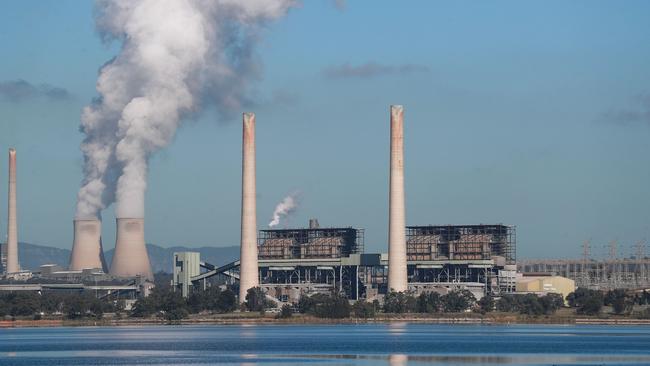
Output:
[[2, 286, 649, 321], [0, 291, 122, 320]]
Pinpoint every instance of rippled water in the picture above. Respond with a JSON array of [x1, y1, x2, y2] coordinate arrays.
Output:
[[1, 323, 650, 365]]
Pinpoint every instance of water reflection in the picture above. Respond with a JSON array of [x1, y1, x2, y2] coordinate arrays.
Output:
[[388, 354, 408, 366], [1, 324, 650, 366], [387, 322, 408, 337]]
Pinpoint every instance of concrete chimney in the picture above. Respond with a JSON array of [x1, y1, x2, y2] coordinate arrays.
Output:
[[69, 219, 108, 272], [6, 148, 19, 274], [388, 105, 407, 292], [110, 218, 153, 280], [239, 112, 259, 302]]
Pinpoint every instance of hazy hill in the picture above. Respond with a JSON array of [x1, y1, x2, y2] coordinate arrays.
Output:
[[10, 242, 239, 274]]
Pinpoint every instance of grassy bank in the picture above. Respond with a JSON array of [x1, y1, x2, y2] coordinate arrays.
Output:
[[3, 308, 650, 328]]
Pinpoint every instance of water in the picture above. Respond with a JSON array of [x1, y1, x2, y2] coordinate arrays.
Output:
[[1, 323, 650, 365]]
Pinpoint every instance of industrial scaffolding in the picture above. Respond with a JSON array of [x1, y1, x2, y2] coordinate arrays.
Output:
[[406, 224, 516, 263], [258, 227, 364, 260]]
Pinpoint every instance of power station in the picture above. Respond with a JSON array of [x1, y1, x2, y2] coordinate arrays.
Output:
[[171, 106, 518, 303], [4, 106, 523, 304]]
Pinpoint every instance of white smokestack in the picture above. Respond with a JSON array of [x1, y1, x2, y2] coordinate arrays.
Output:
[[239, 112, 258, 302], [388, 105, 407, 292], [268, 192, 299, 227], [6, 148, 19, 274], [110, 218, 152, 280], [74, 0, 295, 220], [69, 219, 107, 271]]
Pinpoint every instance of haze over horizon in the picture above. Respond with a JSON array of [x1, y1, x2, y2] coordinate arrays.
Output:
[[1, 1, 649, 260]]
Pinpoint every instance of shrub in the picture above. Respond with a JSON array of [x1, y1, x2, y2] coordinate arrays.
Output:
[[417, 292, 442, 313], [245, 287, 266, 312], [477, 295, 494, 314], [312, 293, 351, 319], [298, 293, 350, 318], [276, 304, 293, 319], [441, 290, 476, 312], [606, 289, 634, 315], [383, 292, 417, 313], [567, 288, 603, 316], [352, 300, 376, 318]]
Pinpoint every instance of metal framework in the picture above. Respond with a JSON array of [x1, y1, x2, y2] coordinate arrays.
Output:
[[519, 258, 650, 290], [258, 227, 364, 260], [406, 224, 515, 263]]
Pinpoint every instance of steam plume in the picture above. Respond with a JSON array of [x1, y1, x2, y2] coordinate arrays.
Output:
[[269, 192, 300, 227], [75, 0, 295, 219]]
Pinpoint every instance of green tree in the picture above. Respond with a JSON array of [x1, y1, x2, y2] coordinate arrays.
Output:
[[417, 292, 442, 313], [276, 304, 293, 319], [298, 294, 329, 314], [130, 296, 156, 317], [539, 293, 564, 314], [567, 288, 603, 315], [496, 294, 519, 312], [312, 293, 351, 318], [215, 289, 237, 313], [245, 287, 266, 312], [383, 292, 417, 313], [518, 294, 544, 316], [352, 300, 376, 318], [477, 295, 494, 314], [607, 289, 633, 315], [441, 290, 476, 312]]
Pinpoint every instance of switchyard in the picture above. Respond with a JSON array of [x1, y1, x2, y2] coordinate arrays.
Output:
[[519, 258, 650, 290]]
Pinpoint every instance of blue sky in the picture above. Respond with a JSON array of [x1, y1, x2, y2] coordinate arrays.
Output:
[[1, 0, 649, 259]]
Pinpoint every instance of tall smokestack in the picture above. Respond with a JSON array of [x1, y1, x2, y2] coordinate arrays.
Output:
[[69, 219, 107, 272], [239, 112, 259, 302], [6, 148, 19, 274], [110, 218, 152, 280], [388, 105, 407, 292]]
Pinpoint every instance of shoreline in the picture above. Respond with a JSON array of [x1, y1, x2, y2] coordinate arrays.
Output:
[[3, 314, 650, 328]]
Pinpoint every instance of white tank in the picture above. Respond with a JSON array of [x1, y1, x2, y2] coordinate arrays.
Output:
[[110, 218, 153, 280], [388, 105, 407, 292], [6, 148, 19, 274], [239, 112, 259, 302], [69, 219, 107, 271]]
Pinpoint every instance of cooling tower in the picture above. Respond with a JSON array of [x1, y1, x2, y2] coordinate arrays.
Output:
[[239, 112, 259, 302], [6, 148, 19, 274], [69, 219, 108, 272], [388, 105, 407, 292], [110, 218, 153, 280]]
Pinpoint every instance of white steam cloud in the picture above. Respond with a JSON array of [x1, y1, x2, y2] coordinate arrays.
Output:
[[269, 192, 300, 228], [75, 0, 295, 219]]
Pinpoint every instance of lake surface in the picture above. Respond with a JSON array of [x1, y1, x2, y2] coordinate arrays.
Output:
[[1, 323, 650, 365]]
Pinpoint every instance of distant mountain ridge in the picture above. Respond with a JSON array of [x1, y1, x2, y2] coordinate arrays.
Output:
[[10, 242, 239, 274]]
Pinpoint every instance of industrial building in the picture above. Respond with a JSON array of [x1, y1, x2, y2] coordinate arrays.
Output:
[[173, 221, 517, 303], [515, 274, 576, 303], [170, 106, 519, 303]]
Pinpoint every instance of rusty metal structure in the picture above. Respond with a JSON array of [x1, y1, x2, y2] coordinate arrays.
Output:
[[258, 226, 364, 260], [406, 224, 516, 262]]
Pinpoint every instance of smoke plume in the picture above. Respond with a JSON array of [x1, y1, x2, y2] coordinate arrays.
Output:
[[269, 192, 300, 227], [75, 0, 295, 219]]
